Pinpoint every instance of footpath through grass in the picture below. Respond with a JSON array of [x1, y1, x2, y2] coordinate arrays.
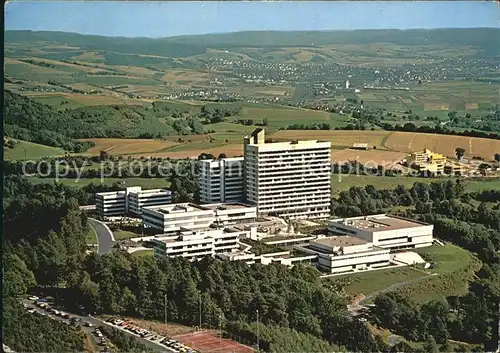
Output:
[[327, 244, 478, 304], [331, 266, 425, 300]]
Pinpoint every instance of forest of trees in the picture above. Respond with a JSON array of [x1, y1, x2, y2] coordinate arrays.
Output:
[[380, 122, 500, 140], [200, 104, 242, 124], [284, 123, 332, 130]]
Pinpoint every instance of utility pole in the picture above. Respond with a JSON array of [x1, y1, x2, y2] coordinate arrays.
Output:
[[164, 293, 168, 325], [219, 314, 222, 347], [199, 290, 202, 330], [256, 309, 260, 351]]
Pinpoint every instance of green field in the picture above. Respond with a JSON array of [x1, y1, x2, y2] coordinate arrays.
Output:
[[332, 266, 425, 298], [27, 177, 170, 189], [416, 244, 472, 275], [131, 249, 154, 257], [114, 229, 142, 241], [86, 224, 98, 245], [30, 95, 88, 109], [4, 140, 65, 160], [464, 179, 500, 192], [330, 244, 476, 303], [239, 105, 351, 130], [407, 244, 479, 302]]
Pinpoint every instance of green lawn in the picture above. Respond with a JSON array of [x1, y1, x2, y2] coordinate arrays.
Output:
[[404, 244, 478, 302], [27, 177, 170, 189], [327, 244, 477, 304], [131, 249, 154, 257], [465, 179, 500, 192], [331, 267, 425, 298], [114, 229, 142, 241], [4, 140, 65, 160], [86, 224, 98, 245], [30, 95, 87, 109], [240, 105, 344, 130], [416, 244, 472, 275]]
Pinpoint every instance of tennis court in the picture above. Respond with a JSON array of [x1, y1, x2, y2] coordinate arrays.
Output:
[[173, 331, 254, 353]]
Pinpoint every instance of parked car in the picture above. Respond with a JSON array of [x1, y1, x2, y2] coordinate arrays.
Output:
[[27, 308, 36, 314], [28, 295, 39, 301]]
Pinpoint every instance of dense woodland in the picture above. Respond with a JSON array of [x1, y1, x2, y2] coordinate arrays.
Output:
[[3, 173, 499, 352], [4, 91, 246, 153]]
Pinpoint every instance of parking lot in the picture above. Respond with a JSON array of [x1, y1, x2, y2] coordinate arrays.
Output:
[[23, 296, 203, 353], [23, 296, 170, 352], [103, 317, 199, 353], [23, 296, 108, 352]]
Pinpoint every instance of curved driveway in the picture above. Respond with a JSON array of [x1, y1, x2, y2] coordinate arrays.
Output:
[[88, 218, 115, 255]]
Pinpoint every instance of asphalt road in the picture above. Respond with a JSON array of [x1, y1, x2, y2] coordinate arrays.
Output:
[[88, 218, 115, 255]]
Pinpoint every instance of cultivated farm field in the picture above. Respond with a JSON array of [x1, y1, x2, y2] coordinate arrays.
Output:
[[82, 138, 179, 155], [331, 149, 406, 168], [270, 130, 390, 149], [271, 130, 500, 160], [384, 131, 500, 159]]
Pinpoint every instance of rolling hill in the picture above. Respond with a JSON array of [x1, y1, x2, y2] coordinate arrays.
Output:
[[5, 28, 500, 59]]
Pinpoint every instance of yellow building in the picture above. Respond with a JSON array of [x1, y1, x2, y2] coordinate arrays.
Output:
[[407, 149, 447, 175]]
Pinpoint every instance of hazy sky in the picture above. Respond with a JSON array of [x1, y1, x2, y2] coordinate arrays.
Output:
[[5, 1, 500, 38]]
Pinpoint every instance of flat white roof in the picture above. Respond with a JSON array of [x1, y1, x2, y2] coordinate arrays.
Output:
[[332, 214, 428, 232]]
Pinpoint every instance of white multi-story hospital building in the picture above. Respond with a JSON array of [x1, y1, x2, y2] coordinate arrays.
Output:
[[152, 227, 249, 260], [244, 128, 331, 219], [95, 186, 172, 217], [198, 157, 245, 204], [142, 202, 257, 234]]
